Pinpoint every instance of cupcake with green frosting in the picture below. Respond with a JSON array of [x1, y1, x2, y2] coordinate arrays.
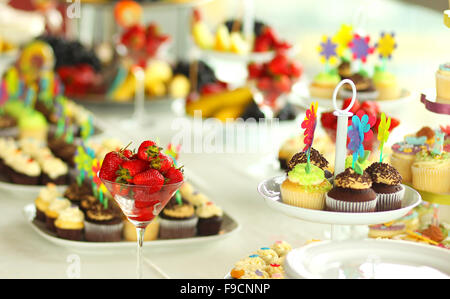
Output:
[[373, 65, 401, 100], [280, 163, 332, 210], [309, 69, 341, 99], [18, 110, 48, 141], [4, 99, 27, 119]]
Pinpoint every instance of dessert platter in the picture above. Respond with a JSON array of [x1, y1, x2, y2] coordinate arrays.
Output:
[[22, 140, 240, 253], [292, 24, 412, 111]]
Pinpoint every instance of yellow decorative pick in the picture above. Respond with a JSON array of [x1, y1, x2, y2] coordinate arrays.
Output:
[[333, 24, 353, 58], [405, 230, 439, 246], [377, 112, 391, 162]]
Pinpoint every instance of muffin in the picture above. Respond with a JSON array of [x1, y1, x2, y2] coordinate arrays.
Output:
[[326, 168, 377, 212], [4, 151, 41, 185], [287, 147, 332, 178], [45, 197, 71, 232], [278, 136, 305, 170], [123, 217, 160, 241], [18, 110, 48, 142], [373, 66, 401, 100], [308, 70, 341, 99], [390, 141, 428, 183], [84, 202, 124, 242], [54, 206, 84, 241], [366, 162, 404, 211], [339, 73, 379, 101], [280, 163, 332, 210], [436, 63, 450, 104], [158, 197, 198, 239], [40, 157, 69, 185], [411, 150, 450, 194], [64, 181, 94, 205], [196, 202, 223, 236], [34, 183, 62, 222]]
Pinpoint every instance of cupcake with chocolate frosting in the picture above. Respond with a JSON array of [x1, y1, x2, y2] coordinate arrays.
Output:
[[287, 147, 333, 178], [366, 162, 404, 211], [326, 168, 377, 212], [159, 196, 198, 239], [339, 73, 379, 101], [84, 201, 124, 242]]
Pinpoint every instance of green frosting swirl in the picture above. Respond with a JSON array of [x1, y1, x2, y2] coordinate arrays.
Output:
[[4, 100, 26, 119], [313, 70, 340, 85], [18, 110, 48, 129], [373, 66, 396, 84], [345, 155, 371, 170], [415, 150, 449, 162], [287, 163, 325, 186]]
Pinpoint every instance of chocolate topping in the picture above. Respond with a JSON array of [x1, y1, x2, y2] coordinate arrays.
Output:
[[327, 186, 377, 202], [366, 162, 402, 186], [287, 148, 329, 171], [85, 202, 122, 224], [0, 114, 17, 128], [343, 73, 375, 91], [416, 126, 435, 141], [334, 167, 372, 189]]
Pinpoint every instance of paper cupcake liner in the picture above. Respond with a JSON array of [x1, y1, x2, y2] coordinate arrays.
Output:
[[84, 221, 124, 242], [158, 217, 198, 239], [375, 186, 405, 212], [411, 166, 450, 194], [325, 194, 377, 213], [389, 154, 414, 183], [281, 187, 326, 210], [56, 227, 83, 241]]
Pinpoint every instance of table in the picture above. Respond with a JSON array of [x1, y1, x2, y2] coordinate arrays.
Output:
[[0, 0, 449, 278]]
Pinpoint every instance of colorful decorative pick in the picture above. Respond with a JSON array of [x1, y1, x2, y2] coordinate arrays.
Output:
[[92, 159, 108, 209], [375, 32, 397, 70], [5, 67, 19, 99], [348, 33, 374, 64], [432, 129, 445, 155], [348, 113, 372, 174], [74, 145, 93, 186], [0, 80, 6, 105], [80, 115, 94, 141], [333, 24, 354, 59], [301, 101, 318, 173], [25, 84, 37, 107], [377, 112, 391, 162], [165, 143, 181, 166], [318, 36, 339, 69]]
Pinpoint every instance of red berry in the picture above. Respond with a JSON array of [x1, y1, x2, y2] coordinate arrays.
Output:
[[273, 75, 291, 92], [132, 169, 165, 193], [256, 76, 272, 91], [164, 167, 183, 184], [150, 153, 173, 174], [137, 140, 161, 161], [99, 151, 126, 182], [289, 61, 302, 78], [253, 35, 271, 52], [247, 62, 263, 79], [116, 159, 149, 183]]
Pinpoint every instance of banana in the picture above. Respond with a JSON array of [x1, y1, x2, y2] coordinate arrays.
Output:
[[186, 87, 252, 118], [111, 72, 136, 102], [213, 105, 247, 122]]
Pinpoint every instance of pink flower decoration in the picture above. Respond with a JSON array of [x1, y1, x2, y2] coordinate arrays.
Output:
[[348, 34, 375, 63], [301, 102, 318, 152]]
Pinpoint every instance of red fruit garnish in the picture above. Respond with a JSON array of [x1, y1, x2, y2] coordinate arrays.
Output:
[[114, 0, 142, 28], [273, 75, 292, 92], [121, 24, 146, 50], [253, 35, 271, 52], [256, 76, 272, 91], [99, 151, 127, 182], [132, 169, 165, 193], [200, 82, 227, 95], [164, 167, 183, 184], [150, 153, 174, 174], [137, 140, 161, 161], [267, 53, 290, 76], [111, 183, 130, 197], [122, 149, 134, 159], [116, 159, 149, 183], [289, 61, 302, 78], [247, 62, 263, 79]]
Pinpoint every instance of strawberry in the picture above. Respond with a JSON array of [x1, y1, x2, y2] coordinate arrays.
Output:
[[289, 61, 302, 78], [122, 149, 134, 159], [256, 76, 272, 91], [247, 62, 263, 79], [150, 153, 173, 174], [132, 169, 165, 193], [200, 82, 227, 95], [164, 167, 184, 184], [111, 183, 130, 197], [267, 53, 290, 76], [99, 151, 126, 182], [116, 159, 149, 183], [137, 140, 161, 161], [253, 35, 271, 52], [121, 24, 146, 50], [273, 74, 291, 92]]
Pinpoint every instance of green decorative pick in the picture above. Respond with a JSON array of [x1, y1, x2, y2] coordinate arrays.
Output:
[[65, 123, 74, 144], [175, 191, 182, 205]]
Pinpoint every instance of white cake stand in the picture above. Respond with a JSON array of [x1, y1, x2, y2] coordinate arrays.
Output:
[[257, 175, 422, 240]]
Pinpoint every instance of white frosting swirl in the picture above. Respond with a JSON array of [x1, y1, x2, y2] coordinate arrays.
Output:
[[5, 151, 41, 176], [196, 202, 223, 218], [41, 158, 68, 179], [57, 207, 84, 223], [38, 183, 61, 203], [47, 197, 71, 213]]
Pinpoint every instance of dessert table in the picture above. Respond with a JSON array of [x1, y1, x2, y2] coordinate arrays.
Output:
[[0, 0, 449, 279]]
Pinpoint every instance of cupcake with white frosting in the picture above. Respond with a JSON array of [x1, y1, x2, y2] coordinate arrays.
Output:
[[34, 183, 62, 222], [196, 201, 223, 236], [40, 157, 69, 185], [45, 197, 71, 232], [55, 206, 84, 241], [4, 150, 41, 185]]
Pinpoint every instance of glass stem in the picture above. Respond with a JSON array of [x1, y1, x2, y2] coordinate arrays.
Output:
[[136, 227, 146, 279]]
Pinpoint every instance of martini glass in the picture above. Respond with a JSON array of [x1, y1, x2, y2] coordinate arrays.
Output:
[[101, 178, 183, 278]]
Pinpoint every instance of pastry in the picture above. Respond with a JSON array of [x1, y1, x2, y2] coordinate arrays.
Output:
[[373, 66, 401, 100], [34, 183, 61, 222], [83, 201, 124, 242], [40, 157, 69, 185], [280, 163, 332, 210], [308, 70, 341, 99], [339, 73, 378, 101], [287, 147, 332, 178], [278, 136, 305, 170], [54, 206, 84, 241], [411, 150, 450, 194], [158, 197, 198, 239], [195, 201, 223, 236], [44, 197, 71, 232], [436, 63, 450, 104], [4, 150, 41, 185], [326, 168, 377, 212], [366, 162, 404, 211], [390, 141, 428, 183], [64, 181, 94, 205]]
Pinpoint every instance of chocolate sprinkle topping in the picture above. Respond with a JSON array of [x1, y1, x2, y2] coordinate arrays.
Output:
[[287, 148, 329, 171], [334, 167, 372, 189], [366, 162, 402, 186]]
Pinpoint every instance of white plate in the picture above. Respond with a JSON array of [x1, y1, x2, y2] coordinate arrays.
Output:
[[23, 204, 240, 250], [284, 239, 450, 279], [0, 177, 67, 197], [257, 175, 421, 225], [291, 80, 412, 111]]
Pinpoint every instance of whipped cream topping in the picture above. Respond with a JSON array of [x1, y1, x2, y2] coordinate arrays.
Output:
[[38, 183, 62, 203], [41, 158, 68, 179]]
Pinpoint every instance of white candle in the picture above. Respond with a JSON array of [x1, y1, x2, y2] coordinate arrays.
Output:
[[332, 79, 356, 177]]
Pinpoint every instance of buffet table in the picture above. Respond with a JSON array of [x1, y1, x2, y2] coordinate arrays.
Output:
[[0, 0, 449, 279]]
